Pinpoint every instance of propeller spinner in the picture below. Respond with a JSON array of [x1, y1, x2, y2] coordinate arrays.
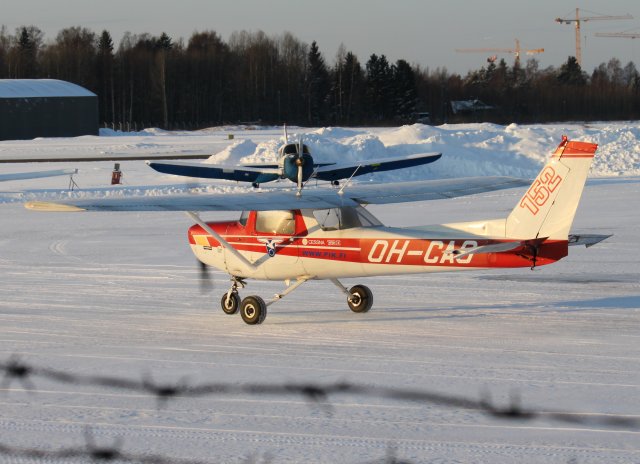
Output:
[[280, 137, 314, 192]]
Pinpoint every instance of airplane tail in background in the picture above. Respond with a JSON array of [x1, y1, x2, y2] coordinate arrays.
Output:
[[505, 136, 597, 240]]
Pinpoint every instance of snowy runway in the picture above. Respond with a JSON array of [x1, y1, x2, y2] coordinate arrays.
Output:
[[0, 125, 639, 463]]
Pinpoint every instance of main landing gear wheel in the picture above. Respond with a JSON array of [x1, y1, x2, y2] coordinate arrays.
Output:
[[347, 285, 373, 313], [240, 296, 267, 325], [220, 292, 240, 315]]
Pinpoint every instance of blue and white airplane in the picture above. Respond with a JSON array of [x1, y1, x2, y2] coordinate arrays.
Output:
[[147, 128, 442, 194]]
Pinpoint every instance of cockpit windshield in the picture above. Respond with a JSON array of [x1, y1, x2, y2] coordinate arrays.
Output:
[[282, 143, 309, 155], [313, 206, 383, 231]]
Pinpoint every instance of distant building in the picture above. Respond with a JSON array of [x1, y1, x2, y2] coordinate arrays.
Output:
[[0, 79, 98, 141], [450, 99, 495, 115]]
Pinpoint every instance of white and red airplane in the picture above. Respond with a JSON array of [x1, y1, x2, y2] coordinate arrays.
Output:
[[25, 137, 607, 325]]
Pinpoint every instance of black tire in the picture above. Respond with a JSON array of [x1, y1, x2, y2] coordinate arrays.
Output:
[[220, 292, 240, 315], [240, 295, 267, 325], [347, 285, 373, 313]]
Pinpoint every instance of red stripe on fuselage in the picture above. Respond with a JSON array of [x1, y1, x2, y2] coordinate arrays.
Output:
[[189, 226, 568, 269]]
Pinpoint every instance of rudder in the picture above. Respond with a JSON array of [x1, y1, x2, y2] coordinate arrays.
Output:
[[505, 136, 597, 240]]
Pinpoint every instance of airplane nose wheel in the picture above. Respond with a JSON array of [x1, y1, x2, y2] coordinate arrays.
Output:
[[240, 296, 267, 325], [220, 292, 240, 315], [221, 277, 246, 315], [347, 285, 373, 313]]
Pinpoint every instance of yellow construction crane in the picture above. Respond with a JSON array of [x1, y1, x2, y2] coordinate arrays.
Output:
[[555, 8, 633, 66], [455, 39, 544, 65], [595, 31, 640, 39]]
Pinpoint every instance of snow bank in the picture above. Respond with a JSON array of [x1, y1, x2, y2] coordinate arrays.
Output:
[[2, 122, 639, 206], [200, 122, 640, 181]]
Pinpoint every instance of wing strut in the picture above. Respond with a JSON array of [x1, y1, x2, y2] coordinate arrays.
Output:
[[338, 164, 362, 195], [186, 211, 258, 274]]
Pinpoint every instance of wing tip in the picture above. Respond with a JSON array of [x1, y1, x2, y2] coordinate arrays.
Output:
[[24, 201, 86, 212]]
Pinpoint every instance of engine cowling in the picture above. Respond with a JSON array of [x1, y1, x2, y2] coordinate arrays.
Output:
[[282, 153, 315, 183]]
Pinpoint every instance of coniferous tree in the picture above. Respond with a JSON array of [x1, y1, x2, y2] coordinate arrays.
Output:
[[306, 40, 330, 124], [157, 32, 172, 127], [97, 30, 115, 123], [0, 26, 10, 78], [558, 56, 586, 86], [365, 54, 393, 122], [329, 44, 348, 124], [343, 52, 365, 124], [13, 26, 42, 78], [391, 59, 418, 121]]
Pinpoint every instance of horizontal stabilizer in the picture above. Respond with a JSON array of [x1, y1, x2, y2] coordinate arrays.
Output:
[[449, 240, 524, 259], [568, 233, 612, 248]]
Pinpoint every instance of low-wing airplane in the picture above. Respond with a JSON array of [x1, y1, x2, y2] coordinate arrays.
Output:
[[147, 127, 442, 194], [0, 168, 77, 183], [25, 137, 608, 325]]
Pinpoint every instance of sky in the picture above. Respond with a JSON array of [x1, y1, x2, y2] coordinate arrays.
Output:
[[3, 0, 640, 75]]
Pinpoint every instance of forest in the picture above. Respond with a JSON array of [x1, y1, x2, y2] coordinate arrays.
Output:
[[1, 25, 639, 129]]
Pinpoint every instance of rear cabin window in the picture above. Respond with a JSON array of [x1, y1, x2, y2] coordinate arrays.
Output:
[[313, 206, 382, 231], [255, 210, 296, 235], [238, 210, 250, 226]]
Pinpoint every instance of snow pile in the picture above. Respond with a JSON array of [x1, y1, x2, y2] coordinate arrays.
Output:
[[1, 122, 639, 206], [204, 122, 640, 181]]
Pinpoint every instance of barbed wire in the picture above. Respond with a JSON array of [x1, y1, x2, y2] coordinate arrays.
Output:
[[1, 356, 636, 428], [0, 437, 215, 464], [1, 356, 637, 463]]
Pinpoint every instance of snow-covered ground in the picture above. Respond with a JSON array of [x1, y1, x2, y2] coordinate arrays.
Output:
[[0, 123, 639, 463]]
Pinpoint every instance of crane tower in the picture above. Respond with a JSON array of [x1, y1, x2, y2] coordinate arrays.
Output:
[[555, 8, 633, 66]]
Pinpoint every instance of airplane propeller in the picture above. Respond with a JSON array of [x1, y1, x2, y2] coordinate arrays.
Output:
[[198, 260, 214, 293], [296, 136, 304, 195]]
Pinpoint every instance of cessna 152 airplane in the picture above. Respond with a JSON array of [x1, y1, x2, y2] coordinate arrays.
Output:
[[25, 137, 607, 325], [147, 127, 442, 194]]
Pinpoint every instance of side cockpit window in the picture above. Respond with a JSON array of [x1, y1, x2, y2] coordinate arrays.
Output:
[[255, 210, 296, 235], [313, 206, 383, 231]]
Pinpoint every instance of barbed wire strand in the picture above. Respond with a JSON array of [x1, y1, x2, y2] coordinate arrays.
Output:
[[1, 356, 638, 463]]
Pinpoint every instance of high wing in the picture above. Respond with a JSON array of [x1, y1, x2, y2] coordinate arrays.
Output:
[[24, 176, 529, 212], [0, 168, 77, 182], [148, 152, 442, 185], [147, 161, 280, 184], [314, 152, 442, 181]]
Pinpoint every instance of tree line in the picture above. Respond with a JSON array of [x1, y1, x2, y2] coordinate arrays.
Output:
[[1, 25, 639, 128]]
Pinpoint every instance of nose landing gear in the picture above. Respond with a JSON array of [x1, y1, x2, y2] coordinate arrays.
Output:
[[220, 277, 245, 315]]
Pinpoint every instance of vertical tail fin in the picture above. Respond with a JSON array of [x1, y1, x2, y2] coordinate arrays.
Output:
[[506, 136, 597, 240]]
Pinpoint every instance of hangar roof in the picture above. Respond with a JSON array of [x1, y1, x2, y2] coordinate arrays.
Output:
[[0, 79, 96, 99]]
